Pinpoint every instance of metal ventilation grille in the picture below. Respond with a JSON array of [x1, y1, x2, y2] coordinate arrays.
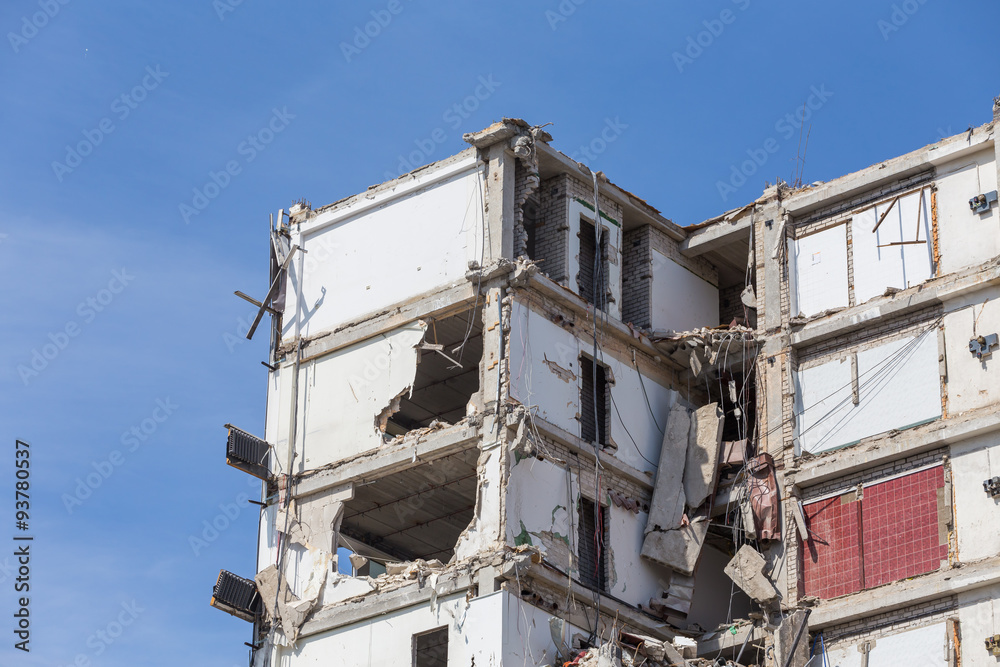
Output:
[[210, 570, 260, 622], [225, 424, 271, 480]]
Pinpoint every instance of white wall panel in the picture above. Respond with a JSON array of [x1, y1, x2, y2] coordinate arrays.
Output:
[[851, 189, 934, 305], [796, 331, 941, 454], [282, 158, 484, 341], [823, 623, 946, 667], [944, 288, 1000, 415], [936, 149, 1000, 275], [951, 432, 1000, 562], [789, 225, 849, 318], [508, 300, 580, 435], [650, 249, 720, 331], [271, 322, 425, 473]]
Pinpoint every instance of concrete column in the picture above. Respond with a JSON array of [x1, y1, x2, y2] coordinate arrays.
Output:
[[485, 143, 515, 262]]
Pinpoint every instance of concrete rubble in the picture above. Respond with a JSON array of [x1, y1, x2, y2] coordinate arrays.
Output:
[[641, 402, 723, 576], [723, 545, 778, 604]]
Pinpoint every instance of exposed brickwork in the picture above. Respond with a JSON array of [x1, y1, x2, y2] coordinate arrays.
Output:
[[536, 173, 623, 285], [622, 226, 652, 329], [719, 283, 746, 326], [649, 225, 718, 288], [801, 447, 947, 500], [796, 305, 942, 368], [514, 160, 530, 258], [820, 595, 957, 647], [537, 175, 570, 283], [792, 169, 935, 232]]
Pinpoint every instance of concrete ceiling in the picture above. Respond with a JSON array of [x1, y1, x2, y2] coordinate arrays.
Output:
[[341, 448, 479, 563], [391, 308, 483, 433]]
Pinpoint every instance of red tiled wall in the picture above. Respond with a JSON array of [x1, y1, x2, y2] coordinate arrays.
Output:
[[862, 466, 947, 588], [800, 465, 946, 600], [801, 493, 862, 599]]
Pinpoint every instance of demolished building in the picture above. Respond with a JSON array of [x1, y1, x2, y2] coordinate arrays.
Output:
[[211, 99, 1000, 666]]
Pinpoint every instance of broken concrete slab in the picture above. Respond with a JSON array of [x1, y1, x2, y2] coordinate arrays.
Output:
[[684, 403, 724, 509], [646, 403, 691, 533], [255, 563, 326, 647], [662, 572, 695, 614], [640, 515, 709, 576], [775, 609, 811, 667], [723, 545, 779, 604]]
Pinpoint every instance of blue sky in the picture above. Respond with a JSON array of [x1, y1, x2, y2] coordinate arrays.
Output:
[[0, 1, 997, 664]]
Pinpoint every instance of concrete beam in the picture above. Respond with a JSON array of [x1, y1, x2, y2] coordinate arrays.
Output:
[[789, 257, 1000, 349], [680, 213, 753, 257], [293, 423, 480, 499], [282, 280, 477, 364], [784, 123, 994, 218], [810, 554, 1000, 629], [525, 559, 677, 641], [791, 405, 1000, 488], [523, 414, 654, 493], [301, 570, 476, 638]]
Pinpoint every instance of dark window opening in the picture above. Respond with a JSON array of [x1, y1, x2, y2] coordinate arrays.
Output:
[[580, 356, 609, 446], [386, 307, 483, 437], [578, 497, 607, 592], [340, 448, 479, 564], [578, 218, 609, 309], [413, 627, 448, 667]]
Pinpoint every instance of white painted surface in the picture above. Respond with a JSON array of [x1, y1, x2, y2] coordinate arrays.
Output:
[[959, 583, 1000, 667], [454, 442, 503, 561], [274, 591, 473, 666], [607, 504, 670, 608], [508, 300, 581, 435], [508, 299, 675, 475], [268, 589, 581, 667], [281, 157, 485, 341], [795, 331, 941, 454], [271, 322, 426, 473], [944, 290, 1000, 415], [851, 189, 934, 305], [951, 432, 1000, 562], [650, 249, 720, 331], [789, 224, 849, 318], [567, 199, 622, 319], [822, 622, 946, 667], [935, 148, 1000, 275], [506, 458, 573, 557], [604, 352, 674, 475]]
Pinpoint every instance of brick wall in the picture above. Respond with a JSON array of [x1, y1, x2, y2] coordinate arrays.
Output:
[[792, 169, 936, 232], [537, 175, 570, 283], [796, 305, 942, 367], [801, 447, 947, 500], [719, 283, 745, 325], [622, 226, 651, 329], [821, 595, 957, 645], [649, 225, 718, 287]]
